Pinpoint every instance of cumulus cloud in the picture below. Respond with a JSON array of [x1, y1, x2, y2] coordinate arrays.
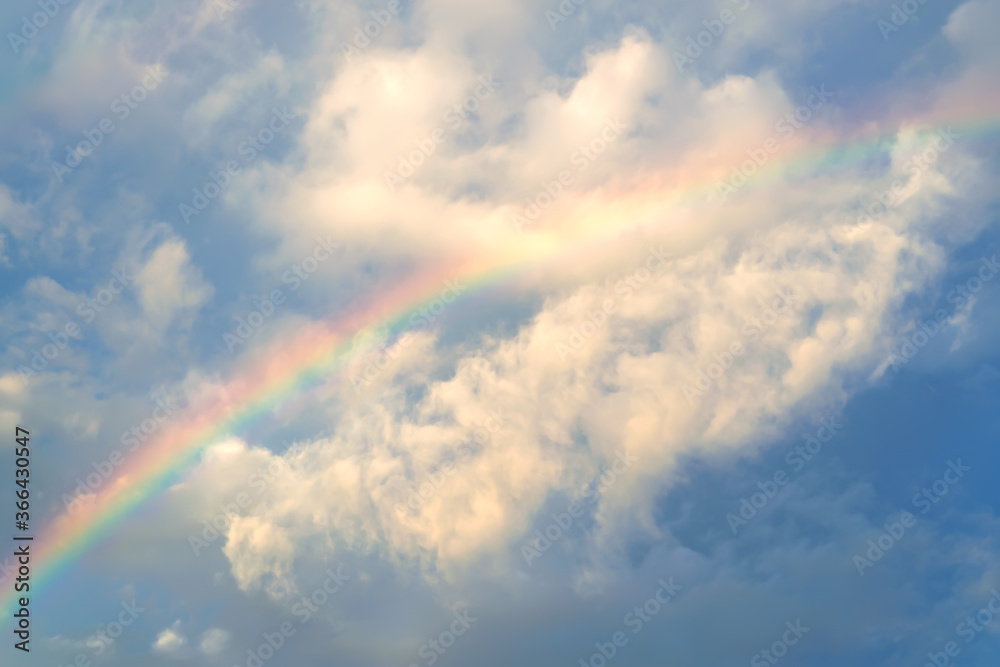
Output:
[[3, 0, 999, 665], [172, 1, 997, 600]]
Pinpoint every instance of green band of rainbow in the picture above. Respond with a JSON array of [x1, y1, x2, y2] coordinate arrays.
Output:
[[3, 108, 999, 622]]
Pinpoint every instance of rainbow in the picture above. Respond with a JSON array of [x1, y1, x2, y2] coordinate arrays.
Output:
[[4, 106, 1000, 622]]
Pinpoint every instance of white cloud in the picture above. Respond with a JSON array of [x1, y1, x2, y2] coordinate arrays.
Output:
[[0, 184, 39, 265], [182, 51, 288, 144], [134, 238, 213, 331], [6, 2, 1000, 664], [152, 620, 187, 654], [165, 1, 999, 596]]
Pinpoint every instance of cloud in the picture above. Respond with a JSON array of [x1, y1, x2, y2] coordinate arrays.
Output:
[[0, 184, 39, 266], [152, 620, 187, 654], [176, 2, 998, 599], [3, 1, 1000, 665], [199, 627, 230, 655], [134, 237, 213, 331], [182, 51, 288, 145]]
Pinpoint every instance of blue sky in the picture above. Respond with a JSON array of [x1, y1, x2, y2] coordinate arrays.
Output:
[[1, 0, 1000, 665]]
